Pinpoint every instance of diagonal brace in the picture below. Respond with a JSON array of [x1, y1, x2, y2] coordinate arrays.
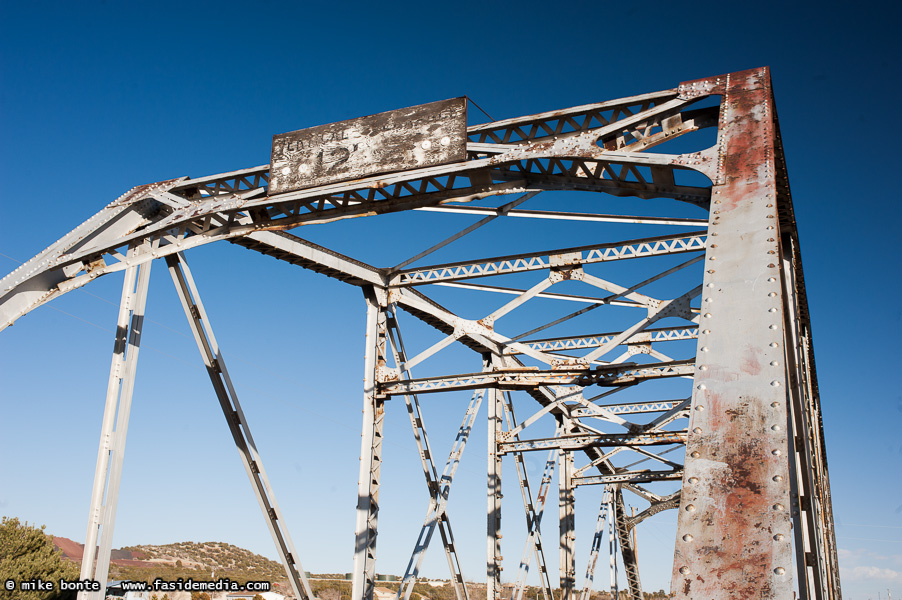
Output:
[[165, 252, 314, 600]]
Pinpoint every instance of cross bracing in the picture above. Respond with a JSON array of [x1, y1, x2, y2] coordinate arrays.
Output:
[[0, 67, 840, 600]]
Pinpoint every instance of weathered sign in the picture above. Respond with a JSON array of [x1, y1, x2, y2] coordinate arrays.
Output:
[[269, 97, 467, 195]]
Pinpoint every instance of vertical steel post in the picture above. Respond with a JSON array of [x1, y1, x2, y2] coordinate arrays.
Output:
[[79, 254, 150, 600], [558, 448, 575, 600], [353, 287, 385, 600], [671, 67, 794, 599], [486, 362, 503, 600], [608, 490, 618, 598], [165, 253, 314, 600]]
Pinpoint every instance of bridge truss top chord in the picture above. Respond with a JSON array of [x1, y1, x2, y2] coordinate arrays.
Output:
[[0, 66, 840, 600]]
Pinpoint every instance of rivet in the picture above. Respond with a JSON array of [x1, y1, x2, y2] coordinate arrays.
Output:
[[768, 308, 777, 313], [769, 324, 778, 330], [770, 342, 779, 348], [707, 283, 715, 287], [772, 449, 782, 456], [704, 298, 713, 303], [710, 244, 718, 248], [774, 567, 786, 575], [768, 277, 777, 282], [679, 566, 690, 574], [693, 427, 702, 434], [774, 503, 784, 511], [768, 263, 776, 268], [771, 380, 781, 386], [688, 477, 699, 484], [770, 361, 779, 366], [697, 383, 706, 390], [773, 475, 783, 482], [767, 225, 775, 230], [682, 534, 693, 542], [771, 402, 780, 408], [685, 504, 696, 512], [699, 365, 708, 371], [695, 405, 705, 412], [768, 292, 777, 297], [772, 425, 782, 431], [774, 534, 785, 541], [707, 269, 715, 274], [690, 451, 701, 458], [702, 329, 711, 334], [704, 313, 712, 319]]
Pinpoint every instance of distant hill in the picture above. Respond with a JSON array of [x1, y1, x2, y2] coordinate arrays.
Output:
[[52, 537, 288, 589], [120, 541, 285, 579], [52, 537, 149, 566]]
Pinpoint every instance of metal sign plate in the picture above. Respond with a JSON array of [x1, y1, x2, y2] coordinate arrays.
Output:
[[270, 97, 467, 195]]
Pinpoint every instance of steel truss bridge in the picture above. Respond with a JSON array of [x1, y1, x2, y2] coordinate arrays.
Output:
[[0, 67, 841, 599]]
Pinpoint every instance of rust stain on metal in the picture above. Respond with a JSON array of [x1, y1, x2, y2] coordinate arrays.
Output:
[[694, 391, 777, 596], [270, 98, 467, 195], [672, 67, 792, 599], [741, 345, 763, 376], [476, 317, 494, 331]]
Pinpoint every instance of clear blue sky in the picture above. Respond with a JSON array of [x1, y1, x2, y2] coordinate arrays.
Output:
[[1, 1, 900, 598]]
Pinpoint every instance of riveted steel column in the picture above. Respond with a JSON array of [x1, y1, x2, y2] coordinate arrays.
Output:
[[353, 287, 386, 600], [486, 361, 503, 600], [558, 448, 576, 600], [671, 67, 794, 598], [79, 254, 150, 600]]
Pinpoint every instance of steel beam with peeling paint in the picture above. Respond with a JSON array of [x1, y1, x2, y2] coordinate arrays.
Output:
[[670, 67, 796, 600]]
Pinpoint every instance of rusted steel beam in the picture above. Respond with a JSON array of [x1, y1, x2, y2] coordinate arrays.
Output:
[[377, 360, 695, 396], [670, 67, 796, 599], [467, 90, 678, 144], [498, 431, 688, 454], [573, 470, 683, 486]]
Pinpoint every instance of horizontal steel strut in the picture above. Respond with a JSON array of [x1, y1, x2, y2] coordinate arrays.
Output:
[[0, 67, 840, 600]]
